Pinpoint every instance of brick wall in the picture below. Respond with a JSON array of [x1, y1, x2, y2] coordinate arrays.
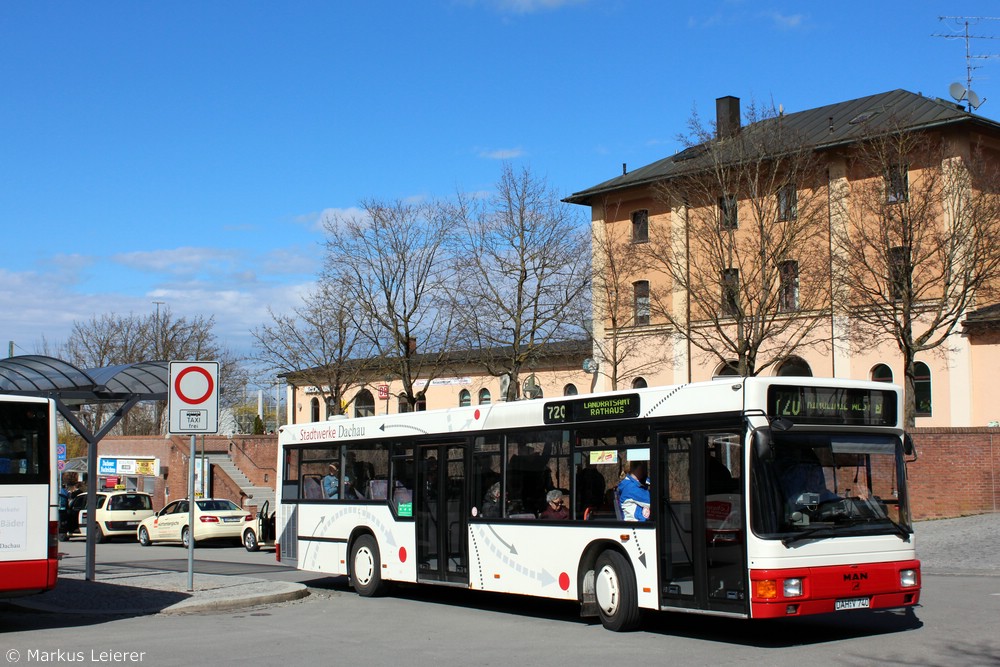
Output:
[[225, 435, 278, 488], [908, 428, 1000, 519]]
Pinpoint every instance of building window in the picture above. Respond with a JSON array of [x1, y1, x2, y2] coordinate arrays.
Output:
[[563, 383, 578, 396], [778, 260, 799, 312], [721, 268, 740, 317], [777, 183, 797, 221], [459, 389, 471, 407], [719, 194, 738, 230], [716, 361, 740, 376], [776, 356, 812, 377], [478, 388, 491, 405], [398, 396, 412, 413], [889, 246, 909, 301], [631, 377, 647, 389], [416, 394, 427, 412], [871, 364, 893, 383], [354, 389, 375, 418], [914, 362, 932, 416], [310, 397, 320, 422], [887, 164, 909, 203], [631, 209, 649, 243], [633, 280, 650, 326]]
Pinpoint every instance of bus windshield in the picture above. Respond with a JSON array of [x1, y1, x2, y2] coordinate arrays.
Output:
[[751, 432, 911, 543], [0, 401, 49, 483]]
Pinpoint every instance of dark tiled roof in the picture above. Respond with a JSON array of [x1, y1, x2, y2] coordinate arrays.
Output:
[[964, 304, 1000, 332], [566, 89, 1000, 205]]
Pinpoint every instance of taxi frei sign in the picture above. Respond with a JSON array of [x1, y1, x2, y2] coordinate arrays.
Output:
[[168, 361, 219, 434]]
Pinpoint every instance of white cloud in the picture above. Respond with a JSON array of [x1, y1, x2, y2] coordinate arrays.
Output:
[[112, 247, 243, 276], [479, 147, 526, 160], [767, 11, 804, 29], [458, 0, 587, 14]]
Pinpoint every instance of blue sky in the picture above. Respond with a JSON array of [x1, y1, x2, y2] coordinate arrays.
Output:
[[2, 1, 998, 359]]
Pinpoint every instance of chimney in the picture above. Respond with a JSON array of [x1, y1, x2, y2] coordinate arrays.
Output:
[[407, 337, 417, 354], [716, 96, 741, 138]]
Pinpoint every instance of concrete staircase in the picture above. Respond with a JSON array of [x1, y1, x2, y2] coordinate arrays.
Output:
[[205, 453, 275, 511]]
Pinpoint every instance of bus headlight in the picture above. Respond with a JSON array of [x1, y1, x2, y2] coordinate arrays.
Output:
[[900, 569, 918, 587], [783, 578, 803, 597]]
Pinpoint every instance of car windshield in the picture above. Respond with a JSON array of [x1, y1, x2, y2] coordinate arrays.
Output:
[[197, 499, 241, 512], [108, 494, 152, 511], [751, 432, 911, 542]]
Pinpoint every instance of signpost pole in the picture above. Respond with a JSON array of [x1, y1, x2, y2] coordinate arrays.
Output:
[[188, 434, 195, 591]]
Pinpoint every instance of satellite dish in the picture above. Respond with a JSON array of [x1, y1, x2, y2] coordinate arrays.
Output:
[[968, 90, 985, 110], [582, 358, 600, 374], [499, 373, 511, 401], [950, 82, 967, 102]]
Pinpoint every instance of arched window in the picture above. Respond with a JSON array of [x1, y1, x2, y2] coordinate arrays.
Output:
[[915, 362, 932, 416], [871, 364, 893, 383], [459, 389, 471, 407], [563, 383, 578, 396], [478, 388, 491, 405], [398, 395, 412, 413], [416, 394, 427, 411], [716, 361, 740, 377], [776, 356, 812, 377], [310, 397, 320, 422], [354, 389, 375, 418], [631, 377, 648, 389]]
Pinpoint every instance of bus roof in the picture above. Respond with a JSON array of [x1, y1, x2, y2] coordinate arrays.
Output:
[[279, 376, 902, 445]]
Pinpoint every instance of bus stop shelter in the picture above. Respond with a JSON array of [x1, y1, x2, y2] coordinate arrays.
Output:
[[0, 355, 168, 580]]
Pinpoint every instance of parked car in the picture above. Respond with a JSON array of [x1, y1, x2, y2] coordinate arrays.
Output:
[[60, 491, 155, 543], [242, 500, 275, 552], [137, 498, 251, 547]]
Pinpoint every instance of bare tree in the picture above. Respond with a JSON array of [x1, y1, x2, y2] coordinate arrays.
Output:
[[64, 308, 242, 434], [591, 197, 667, 389], [832, 120, 1000, 426], [645, 102, 831, 376], [323, 199, 456, 410], [450, 164, 590, 400], [251, 278, 375, 417]]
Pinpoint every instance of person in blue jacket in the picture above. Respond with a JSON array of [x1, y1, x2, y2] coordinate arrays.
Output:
[[618, 461, 651, 521]]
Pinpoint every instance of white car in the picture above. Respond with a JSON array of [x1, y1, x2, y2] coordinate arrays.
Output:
[[137, 498, 251, 547], [64, 491, 155, 543]]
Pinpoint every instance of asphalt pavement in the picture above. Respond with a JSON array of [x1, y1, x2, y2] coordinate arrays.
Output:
[[13, 512, 997, 616]]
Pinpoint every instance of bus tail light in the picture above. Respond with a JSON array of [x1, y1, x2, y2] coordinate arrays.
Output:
[[900, 569, 918, 588], [48, 520, 58, 559], [756, 579, 778, 599]]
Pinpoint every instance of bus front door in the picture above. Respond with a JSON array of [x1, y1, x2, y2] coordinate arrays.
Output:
[[657, 430, 746, 615], [416, 444, 469, 585]]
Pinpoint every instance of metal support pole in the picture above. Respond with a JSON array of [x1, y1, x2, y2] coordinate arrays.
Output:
[[187, 434, 196, 591]]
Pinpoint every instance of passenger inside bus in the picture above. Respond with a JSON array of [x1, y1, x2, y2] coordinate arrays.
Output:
[[539, 489, 569, 520], [481, 482, 502, 518], [618, 461, 651, 521]]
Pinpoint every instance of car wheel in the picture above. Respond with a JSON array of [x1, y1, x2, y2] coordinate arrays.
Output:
[[594, 550, 641, 632], [138, 526, 151, 547], [181, 526, 195, 549], [350, 534, 390, 597], [243, 528, 260, 552], [95, 525, 108, 544]]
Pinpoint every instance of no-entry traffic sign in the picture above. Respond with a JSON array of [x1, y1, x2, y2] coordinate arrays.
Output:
[[168, 361, 220, 434]]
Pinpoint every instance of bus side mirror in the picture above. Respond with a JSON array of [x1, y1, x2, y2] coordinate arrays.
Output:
[[753, 429, 774, 461], [903, 433, 917, 461]]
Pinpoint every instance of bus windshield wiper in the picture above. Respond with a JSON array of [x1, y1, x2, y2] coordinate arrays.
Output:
[[781, 525, 837, 547], [839, 516, 912, 542]]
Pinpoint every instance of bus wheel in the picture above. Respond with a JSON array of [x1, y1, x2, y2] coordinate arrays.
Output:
[[350, 534, 389, 597], [594, 550, 641, 631], [243, 528, 260, 552]]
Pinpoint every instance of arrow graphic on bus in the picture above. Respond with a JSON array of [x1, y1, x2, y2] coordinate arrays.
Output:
[[486, 524, 518, 554], [632, 528, 647, 568], [379, 423, 429, 434], [475, 525, 557, 588]]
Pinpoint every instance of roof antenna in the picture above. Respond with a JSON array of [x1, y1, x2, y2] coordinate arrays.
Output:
[[934, 16, 999, 111]]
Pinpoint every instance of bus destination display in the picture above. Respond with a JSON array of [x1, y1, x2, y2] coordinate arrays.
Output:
[[768, 385, 897, 426], [544, 394, 641, 425]]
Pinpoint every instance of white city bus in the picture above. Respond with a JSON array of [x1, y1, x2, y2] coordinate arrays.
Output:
[[275, 377, 920, 630], [0, 395, 59, 597]]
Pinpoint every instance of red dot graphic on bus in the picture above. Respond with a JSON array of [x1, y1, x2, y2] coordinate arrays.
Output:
[[474, 409, 481, 420], [399, 546, 407, 563], [558, 572, 570, 591]]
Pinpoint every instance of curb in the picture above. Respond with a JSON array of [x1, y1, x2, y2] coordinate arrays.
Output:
[[161, 584, 310, 614]]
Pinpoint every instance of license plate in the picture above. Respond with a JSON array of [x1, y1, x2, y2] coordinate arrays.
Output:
[[835, 597, 871, 611], [223, 517, 240, 523], [125, 521, 138, 527]]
